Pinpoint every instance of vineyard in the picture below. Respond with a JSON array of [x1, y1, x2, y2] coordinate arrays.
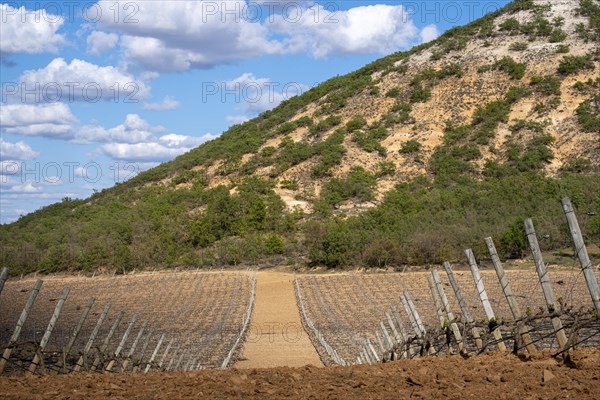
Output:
[[296, 198, 600, 366], [296, 269, 600, 365], [0, 270, 255, 375], [0, 197, 599, 383]]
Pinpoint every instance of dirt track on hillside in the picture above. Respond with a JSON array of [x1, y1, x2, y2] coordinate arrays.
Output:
[[235, 272, 323, 368], [2, 349, 599, 399]]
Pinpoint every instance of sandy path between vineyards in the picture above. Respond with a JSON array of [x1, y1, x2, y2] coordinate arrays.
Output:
[[234, 271, 323, 369]]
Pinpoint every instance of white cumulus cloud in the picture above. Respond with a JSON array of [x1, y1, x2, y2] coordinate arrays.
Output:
[[90, 2, 435, 71], [100, 136, 213, 162], [269, 4, 420, 58], [86, 30, 119, 55], [6, 182, 42, 193], [0, 103, 76, 139], [0, 139, 39, 160], [74, 114, 215, 162], [97, 0, 283, 72], [18, 58, 151, 102], [420, 24, 440, 43], [143, 96, 180, 111], [0, 4, 65, 55]]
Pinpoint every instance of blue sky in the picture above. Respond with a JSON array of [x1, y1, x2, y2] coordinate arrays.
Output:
[[0, 0, 511, 223]]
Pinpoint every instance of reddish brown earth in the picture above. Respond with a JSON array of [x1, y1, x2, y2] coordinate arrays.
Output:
[[2, 349, 599, 399]]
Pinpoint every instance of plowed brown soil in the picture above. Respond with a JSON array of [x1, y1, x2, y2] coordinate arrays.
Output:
[[235, 272, 323, 368], [2, 349, 599, 399]]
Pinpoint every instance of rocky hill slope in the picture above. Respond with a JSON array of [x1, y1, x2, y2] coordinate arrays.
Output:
[[1, 0, 599, 273]]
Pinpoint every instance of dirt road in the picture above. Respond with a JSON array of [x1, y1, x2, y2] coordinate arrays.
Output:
[[234, 271, 323, 368]]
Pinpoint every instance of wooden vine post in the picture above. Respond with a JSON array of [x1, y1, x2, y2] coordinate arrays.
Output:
[[485, 237, 536, 353], [0, 279, 43, 374], [431, 270, 464, 352], [0, 267, 8, 298], [145, 334, 165, 373], [53, 297, 95, 374], [442, 262, 483, 349], [105, 314, 138, 372], [121, 320, 148, 372], [91, 311, 124, 371], [561, 198, 600, 315], [465, 249, 506, 351], [28, 287, 71, 374], [524, 218, 568, 349], [74, 304, 110, 372]]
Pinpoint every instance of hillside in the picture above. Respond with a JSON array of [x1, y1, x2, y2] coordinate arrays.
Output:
[[1, 0, 599, 274]]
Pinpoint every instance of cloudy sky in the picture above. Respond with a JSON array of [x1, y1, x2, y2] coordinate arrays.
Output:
[[0, 0, 510, 223]]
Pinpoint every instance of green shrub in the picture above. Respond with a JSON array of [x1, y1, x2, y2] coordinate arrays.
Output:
[[499, 18, 520, 33], [310, 115, 342, 135], [280, 179, 299, 190], [409, 85, 432, 103], [509, 42, 528, 51], [443, 123, 470, 145], [530, 76, 562, 96], [495, 56, 527, 79], [346, 116, 367, 132], [295, 116, 313, 127], [509, 119, 547, 133], [386, 88, 400, 98], [400, 140, 422, 154], [558, 55, 595, 75], [277, 122, 297, 135], [556, 44, 570, 53], [311, 129, 347, 178], [277, 138, 314, 167], [377, 161, 396, 177], [576, 0, 600, 41], [352, 126, 389, 157], [549, 28, 568, 43], [265, 234, 285, 255], [319, 167, 376, 207], [560, 158, 592, 173], [576, 95, 600, 133]]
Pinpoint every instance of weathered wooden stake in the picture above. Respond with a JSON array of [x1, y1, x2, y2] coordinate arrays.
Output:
[[367, 338, 380, 362], [145, 334, 165, 373], [105, 314, 138, 372], [524, 218, 568, 349], [485, 237, 537, 353], [158, 338, 174, 370], [28, 287, 70, 374], [431, 270, 464, 352], [174, 353, 185, 371], [402, 290, 425, 336], [53, 297, 95, 374], [0, 267, 8, 298], [465, 249, 506, 351], [0, 279, 43, 374], [385, 311, 406, 358], [403, 290, 436, 354], [375, 331, 385, 353], [380, 321, 393, 350], [121, 320, 148, 372], [362, 347, 372, 365], [132, 329, 154, 373], [166, 347, 179, 371], [442, 262, 483, 349], [91, 311, 124, 371], [428, 276, 447, 328], [74, 304, 110, 372], [390, 305, 409, 343], [562, 197, 600, 315]]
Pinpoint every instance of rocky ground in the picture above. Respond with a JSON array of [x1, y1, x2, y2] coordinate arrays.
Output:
[[2, 348, 599, 399]]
